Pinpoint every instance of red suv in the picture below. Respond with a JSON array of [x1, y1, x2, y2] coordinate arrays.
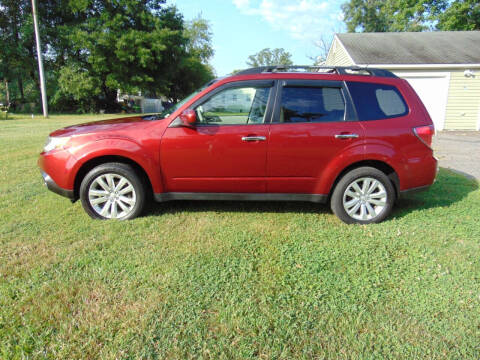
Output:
[[38, 66, 437, 224]]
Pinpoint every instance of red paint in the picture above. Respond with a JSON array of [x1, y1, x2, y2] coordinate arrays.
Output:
[[160, 124, 269, 192], [38, 71, 437, 201]]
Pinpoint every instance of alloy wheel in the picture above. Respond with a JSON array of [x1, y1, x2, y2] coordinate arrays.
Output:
[[88, 173, 137, 219], [342, 177, 387, 221]]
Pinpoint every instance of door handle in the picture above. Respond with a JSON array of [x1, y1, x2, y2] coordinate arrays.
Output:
[[242, 136, 266, 141], [335, 133, 359, 139]]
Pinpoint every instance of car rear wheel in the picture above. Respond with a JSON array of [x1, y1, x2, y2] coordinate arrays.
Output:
[[331, 167, 395, 224], [80, 163, 146, 220]]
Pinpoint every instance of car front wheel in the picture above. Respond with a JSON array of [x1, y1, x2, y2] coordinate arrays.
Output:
[[80, 163, 146, 220], [331, 167, 395, 224]]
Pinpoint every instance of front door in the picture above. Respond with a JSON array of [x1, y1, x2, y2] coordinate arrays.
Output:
[[267, 80, 364, 194], [161, 81, 275, 193]]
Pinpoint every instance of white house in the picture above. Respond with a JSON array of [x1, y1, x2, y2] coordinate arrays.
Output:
[[325, 31, 480, 131]]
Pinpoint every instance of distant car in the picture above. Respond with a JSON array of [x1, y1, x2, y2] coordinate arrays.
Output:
[[38, 65, 437, 224]]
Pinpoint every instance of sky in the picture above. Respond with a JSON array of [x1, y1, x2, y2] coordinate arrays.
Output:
[[167, 0, 346, 76]]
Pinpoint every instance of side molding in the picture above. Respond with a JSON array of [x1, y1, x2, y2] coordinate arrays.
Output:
[[154, 192, 328, 203]]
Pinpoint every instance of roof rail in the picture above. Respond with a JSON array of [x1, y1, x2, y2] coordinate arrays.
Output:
[[235, 65, 397, 78]]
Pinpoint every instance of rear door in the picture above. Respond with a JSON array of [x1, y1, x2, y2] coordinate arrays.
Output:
[[266, 79, 364, 194]]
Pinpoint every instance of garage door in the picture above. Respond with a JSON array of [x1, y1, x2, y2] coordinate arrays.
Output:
[[395, 73, 450, 131]]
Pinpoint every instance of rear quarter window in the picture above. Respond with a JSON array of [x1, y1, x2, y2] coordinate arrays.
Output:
[[347, 82, 408, 121]]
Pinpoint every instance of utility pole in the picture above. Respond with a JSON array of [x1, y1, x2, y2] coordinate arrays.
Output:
[[31, 0, 48, 117]]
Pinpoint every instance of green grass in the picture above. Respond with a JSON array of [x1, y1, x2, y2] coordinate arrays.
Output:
[[1, 114, 479, 359]]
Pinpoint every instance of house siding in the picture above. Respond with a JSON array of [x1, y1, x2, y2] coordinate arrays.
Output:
[[444, 70, 480, 130], [325, 38, 354, 67]]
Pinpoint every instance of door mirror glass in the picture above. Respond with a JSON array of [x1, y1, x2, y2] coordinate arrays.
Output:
[[179, 109, 197, 127]]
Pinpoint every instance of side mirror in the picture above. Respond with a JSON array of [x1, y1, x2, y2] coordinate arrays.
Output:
[[179, 109, 196, 127]]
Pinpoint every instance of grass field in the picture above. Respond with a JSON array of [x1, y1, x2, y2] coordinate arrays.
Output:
[[1, 114, 479, 359]]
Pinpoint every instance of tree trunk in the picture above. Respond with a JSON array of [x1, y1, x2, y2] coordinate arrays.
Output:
[[101, 81, 121, 112], [12, 10, 24, 102], [17, 76, 25, 101], [4, 78, 10, 105]]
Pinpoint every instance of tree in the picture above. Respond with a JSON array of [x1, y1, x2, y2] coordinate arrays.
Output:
[[0, 0, 214, 113], [437, 0, 480, 30], [342, 0, 447, 32], [246, 48, 293, 67], [184, 15, 214, 65], [0, 0, 32, 103], [53, 0, 213, 110], [307, 34, 334, 65]]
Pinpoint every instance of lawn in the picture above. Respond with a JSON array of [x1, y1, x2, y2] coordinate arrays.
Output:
[[1, 114, 479, 359]]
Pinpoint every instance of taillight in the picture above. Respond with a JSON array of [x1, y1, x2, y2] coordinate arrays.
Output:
[[413, 125, 435, 149]]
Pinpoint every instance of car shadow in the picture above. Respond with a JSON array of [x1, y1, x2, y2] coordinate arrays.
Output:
[[392, 167, 478, 219], [143, 168, 478, 219], [144, 197, 327, 217]]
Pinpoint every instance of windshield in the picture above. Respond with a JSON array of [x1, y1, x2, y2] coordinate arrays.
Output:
[[154, 78, 220, 120], [156, 90, 201, 119]]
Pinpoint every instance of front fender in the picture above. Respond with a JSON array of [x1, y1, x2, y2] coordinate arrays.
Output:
[[67, 137, 164, 193]]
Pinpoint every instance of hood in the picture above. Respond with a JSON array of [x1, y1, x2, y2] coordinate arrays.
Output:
[[49, 115, 164, 137]]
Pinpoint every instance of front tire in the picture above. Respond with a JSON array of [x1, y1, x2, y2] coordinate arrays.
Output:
[[80, 163, 146, 220], [330, 167, 395, 224]]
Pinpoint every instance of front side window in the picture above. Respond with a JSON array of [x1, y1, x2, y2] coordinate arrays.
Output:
[[347, 82, 408, 121], [195, 86, 271, 125], [276, 86, 345, 123]]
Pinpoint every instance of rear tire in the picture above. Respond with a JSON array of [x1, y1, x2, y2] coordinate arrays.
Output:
[[330, 167, 395, 224], [80, 163, 146, 220]]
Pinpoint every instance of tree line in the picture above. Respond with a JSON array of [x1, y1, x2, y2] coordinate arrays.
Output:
[[1, 0, 478, 113], [343, 0, 479, 32], [0, 0, 214, 113]]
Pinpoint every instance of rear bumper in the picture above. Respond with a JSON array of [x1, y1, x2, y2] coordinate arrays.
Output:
[[41, 170, 75, 200]]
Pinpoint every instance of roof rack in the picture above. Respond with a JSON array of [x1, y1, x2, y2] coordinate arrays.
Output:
[[235, 65, 397, 78]]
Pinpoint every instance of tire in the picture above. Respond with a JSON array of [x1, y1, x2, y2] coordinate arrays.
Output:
[[80, 162, 146, 220], [330, 166, 395, 224]]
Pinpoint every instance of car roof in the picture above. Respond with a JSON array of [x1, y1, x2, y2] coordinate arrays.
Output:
[[234, 65, 397, 79]]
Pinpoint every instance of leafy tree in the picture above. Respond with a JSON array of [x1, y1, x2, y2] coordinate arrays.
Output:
[[342, 0, 447, 32], [1, 0, 214, 112], [53, 0, 213, 110], [246, 48, 293, 67], [0, 0, 33, 102], [437, 0, 480, 30], [184, 15, 214, 65]]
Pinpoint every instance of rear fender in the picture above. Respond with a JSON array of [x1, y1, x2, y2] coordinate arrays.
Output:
[[314, 144, 365, 194], [316, 143, 401, 195]]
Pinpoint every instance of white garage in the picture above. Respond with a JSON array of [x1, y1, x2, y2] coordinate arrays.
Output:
[[395, 72, 450, 130], [325, 31, 480, 131]]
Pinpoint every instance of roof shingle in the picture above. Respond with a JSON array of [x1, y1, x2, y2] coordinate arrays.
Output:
[[337, 31, 480, 65]]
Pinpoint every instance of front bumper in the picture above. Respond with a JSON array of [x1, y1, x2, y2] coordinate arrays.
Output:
[[41, 170, 75, 200]]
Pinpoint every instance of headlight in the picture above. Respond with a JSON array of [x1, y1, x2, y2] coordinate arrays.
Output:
[[43, 136, 71, 153]]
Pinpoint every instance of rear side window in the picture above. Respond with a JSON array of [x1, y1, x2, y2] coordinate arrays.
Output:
[[276, 87, 345, 123], [347, 82, 408, 121]]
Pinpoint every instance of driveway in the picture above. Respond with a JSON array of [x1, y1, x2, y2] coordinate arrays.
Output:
[[433, 131, 480, 180]]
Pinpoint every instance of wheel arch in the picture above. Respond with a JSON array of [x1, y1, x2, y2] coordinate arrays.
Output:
[[73, 155, 154, 201], [328, 160, 400, 200]]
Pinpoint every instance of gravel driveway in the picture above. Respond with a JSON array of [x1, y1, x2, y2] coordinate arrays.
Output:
[[433, 131, 480, 180]]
